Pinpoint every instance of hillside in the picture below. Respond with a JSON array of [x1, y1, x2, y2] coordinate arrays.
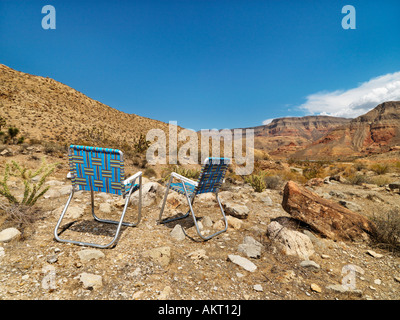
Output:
[[235, 116, 351, 158], [0, 64, 176, 151], [294, 101, 400, 160]]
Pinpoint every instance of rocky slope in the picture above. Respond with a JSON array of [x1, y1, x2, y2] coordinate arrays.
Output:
[[0, 64, 179, 149]]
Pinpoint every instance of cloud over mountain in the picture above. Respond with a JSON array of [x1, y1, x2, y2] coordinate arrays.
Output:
[[298, 71, 400, 118]]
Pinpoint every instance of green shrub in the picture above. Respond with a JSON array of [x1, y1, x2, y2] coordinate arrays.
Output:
[[244, 172, 267, 192], [0, 160, 58, 206]]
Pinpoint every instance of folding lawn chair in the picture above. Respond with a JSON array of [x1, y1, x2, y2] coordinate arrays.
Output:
[[159, 157, 230, 240], [54, 145, 142, 248]]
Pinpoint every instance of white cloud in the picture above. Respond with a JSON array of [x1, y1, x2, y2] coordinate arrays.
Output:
[[262, 118, 274, 125], [298, 71, 400, 118]]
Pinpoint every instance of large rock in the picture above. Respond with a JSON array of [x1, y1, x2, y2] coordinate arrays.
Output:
[[223, 202, 249, 219], [267, 221, 314, 260], [130, 182, 164, 207], [282, 181, 376, 241], [0, 228, 21, 243]]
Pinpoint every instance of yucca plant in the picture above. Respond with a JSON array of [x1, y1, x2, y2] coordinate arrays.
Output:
[[0, 160, 58, 206]]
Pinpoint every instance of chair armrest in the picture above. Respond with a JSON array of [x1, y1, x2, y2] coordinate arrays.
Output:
[[123, 171, 142, 185], [171, 172, 198, 186]]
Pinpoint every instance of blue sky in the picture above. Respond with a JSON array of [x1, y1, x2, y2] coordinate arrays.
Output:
[[1, 0, 400, 130]]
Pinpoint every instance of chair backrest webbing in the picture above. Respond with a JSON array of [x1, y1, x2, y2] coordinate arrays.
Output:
[[195, 157, 230, 195], [69, 145, 125, 195]]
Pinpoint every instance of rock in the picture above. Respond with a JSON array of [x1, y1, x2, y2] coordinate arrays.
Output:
[[300, 260, 320, 271], [253, 191, 273, 205], [202, 216, 213, 228], [188, 249, 208, 262], [170, 224, 186, 241], [238, 236, 263, 259], [310, 283, 322, 293], [99, 202, 112, 214], [58, 185, 73, 196], [143, 246, 171, 267], [78, 249, 105, 263], [226, 215, 243, 230], [282, 181, 377, 241], [223, 202, 249, 219], [329, 190, 346, 199], [228, 254, 257, 272], [0, 149, 11, 156], [45, 180, 65, 186], [253, 284, 263, 292], [43, 189, 61, 199], [0, 246, 5, 257], [0, 228, 21, 242], [326, 284, 362, 297], [131, 182, 164, 207], [79, 272, 103, 290], [306, 178, 324, 187], [267, 221, 314, 260], [158, 286, 172, 299], [213, 219, 226, 230], [53, 205, 85, 219], [388, 181, 400, 190], [47, 255, 58, 264], [366, 250, 383, 258], [339, 200, 362, 212]]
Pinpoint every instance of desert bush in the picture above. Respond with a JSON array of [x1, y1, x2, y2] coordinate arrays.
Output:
[[369, 176, 391, 187], [346, 173, 369, 185], [353, 161, 366, 171], [134, 133, 151, 154], [162, 165, 200, 182], [370, 163, 389, 175], [264, 175, 283, 190], [0, 160, 58, 206], [244, 171, 267, 192], [371, 208, 400, 254]]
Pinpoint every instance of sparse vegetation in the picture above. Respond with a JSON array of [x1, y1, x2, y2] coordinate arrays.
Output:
[[244, 171, 267, 192], [371, 208, 400, 254], [161, 165, 200, 182], [0, 160, 57, 206], [370, 163, 389, 175]]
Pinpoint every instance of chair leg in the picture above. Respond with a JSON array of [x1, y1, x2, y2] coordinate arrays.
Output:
[[182, 186, 227, 241], [159, 176, 192, 224], [92, 176, 142, 227], [54, 178, 142, 249]]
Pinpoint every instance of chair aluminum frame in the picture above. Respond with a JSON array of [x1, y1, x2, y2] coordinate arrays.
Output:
[[158, 158, 228, 241], [54, 147, 143, 249]]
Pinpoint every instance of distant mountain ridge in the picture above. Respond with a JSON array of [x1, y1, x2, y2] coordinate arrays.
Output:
[[293, 101, 400, 159]]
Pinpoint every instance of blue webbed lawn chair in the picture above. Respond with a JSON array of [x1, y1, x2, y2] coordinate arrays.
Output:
[[159, 157, 230, 240], [54, 145, 142, 248]]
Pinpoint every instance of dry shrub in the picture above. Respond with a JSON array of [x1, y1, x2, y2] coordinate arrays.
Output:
[[371, 208, 400, 254], [370, 163, 389, 175]]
